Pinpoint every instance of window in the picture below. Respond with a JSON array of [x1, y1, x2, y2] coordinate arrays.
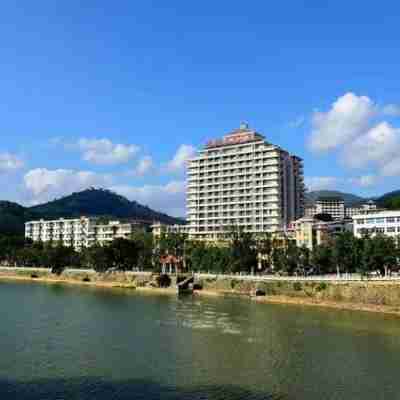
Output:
[[387, 227, 396, 233], [356, 219, 365, 224], [375, 218, 385, 224], [387, 217, 396, 223]]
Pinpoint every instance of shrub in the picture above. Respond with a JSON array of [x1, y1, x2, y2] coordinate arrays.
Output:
[[193, 283, 203, 290], [231, 279, 239, 289], [156, 274, 171, 288], [30, 273, 39, 279], [293, 282, 303, 291], [82, 276, 91, 282], [316, 282, 327, 292]]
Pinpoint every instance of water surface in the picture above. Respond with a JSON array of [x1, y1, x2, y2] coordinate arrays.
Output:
[[1, 281, 400, 399]]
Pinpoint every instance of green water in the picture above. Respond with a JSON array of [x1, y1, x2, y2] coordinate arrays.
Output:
[[1, 281, 400, 399]]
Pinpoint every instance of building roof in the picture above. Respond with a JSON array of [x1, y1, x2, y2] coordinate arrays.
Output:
[[205, 123, 265, 149]]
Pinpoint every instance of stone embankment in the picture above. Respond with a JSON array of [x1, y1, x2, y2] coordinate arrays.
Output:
[[2, 267, 400, 315], [197, 275, 400, 315]]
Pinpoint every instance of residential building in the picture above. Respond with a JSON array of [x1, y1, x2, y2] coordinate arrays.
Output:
[[291, 216, 353, 251], [151, 222, 190, 238], [87, 220, 146, 246], [187, 123, 305, 240], [25, 217, 146, 251], [314, 196, 345, 220], [353, 210, 400, 238], [345, 200, 377, 218]]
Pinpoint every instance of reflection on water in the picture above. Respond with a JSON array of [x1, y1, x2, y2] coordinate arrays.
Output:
[[0, 378, 283, 400], [1, 281, 400, 400]]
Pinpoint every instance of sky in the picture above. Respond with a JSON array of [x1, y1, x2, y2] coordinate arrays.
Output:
[[1, 1, 400, 217]]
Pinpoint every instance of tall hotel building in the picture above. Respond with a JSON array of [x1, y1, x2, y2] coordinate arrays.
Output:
[[187, 124, 304, 240]]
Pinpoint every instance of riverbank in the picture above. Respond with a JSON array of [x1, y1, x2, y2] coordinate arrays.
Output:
[[0, 268, 176, 295], [2, 268, 400, 316]]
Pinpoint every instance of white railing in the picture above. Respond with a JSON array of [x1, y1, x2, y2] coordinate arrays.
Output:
[[192, 272, 400, 282]]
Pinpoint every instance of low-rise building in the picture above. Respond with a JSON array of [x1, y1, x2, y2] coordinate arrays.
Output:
[[353, 210, 400, 238], [345, 200, 377, 218], [25, 217, 147, 251], [151, 222, 190, 238], [291, 216, 353, 250]]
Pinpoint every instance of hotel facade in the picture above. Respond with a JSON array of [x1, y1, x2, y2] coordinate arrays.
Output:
[[186, 124, 305, 240]]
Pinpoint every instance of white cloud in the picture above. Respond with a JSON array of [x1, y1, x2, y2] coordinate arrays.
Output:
[[348, 175, 379, 187], [382, 104, 400, 117], [342, 122, 400, 169], [0, 153, 24, 173], [308, 92, 376, 152], [305, 176, 341, 191], [77, 138, 139, 165], [381, 158, 400, 177], [111, 180, 186, 217], [166, 144, 196, 173], [306, 175, 380, 191], [306, 92, 400, 184], [134, 156, 154, 176], [24, 168, 111, 204]]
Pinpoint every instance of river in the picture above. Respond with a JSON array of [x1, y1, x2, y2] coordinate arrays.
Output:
[[1, 280, 400, 399]]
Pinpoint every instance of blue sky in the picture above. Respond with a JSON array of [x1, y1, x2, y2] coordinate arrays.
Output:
[[1, 1, 400, 216]]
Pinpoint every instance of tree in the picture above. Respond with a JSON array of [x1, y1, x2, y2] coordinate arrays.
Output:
[[109, 238, 139, 271], [82, 243, 113, 272], [271, 247, 286, 274], [332, 232, 359, 275], [41, 243, 76, 275], [229, 228, 257, 273], [256, 233, 273, 271], [311, 244, 333, 274], [361, 234, 398, 276], [131, 231, 154, 270]]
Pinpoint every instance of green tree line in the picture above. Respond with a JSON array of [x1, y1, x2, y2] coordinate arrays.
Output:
[[0, 230, 399, 277]]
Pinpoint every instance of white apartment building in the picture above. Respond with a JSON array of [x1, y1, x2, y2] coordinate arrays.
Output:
[[25, 217, 144, 250], [353, 210, 400, 238], [305, 197, 345, 220], [151, 222, 190, 238], [187, 123, 304, 240]]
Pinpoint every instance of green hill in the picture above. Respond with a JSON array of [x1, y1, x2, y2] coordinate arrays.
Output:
[[0, 201, 38, 236], [0, 188, 184, 236], [376, 190, 400, 210]]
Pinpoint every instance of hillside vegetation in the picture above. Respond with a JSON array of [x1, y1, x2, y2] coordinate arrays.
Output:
[[0, 188, 183, 236]]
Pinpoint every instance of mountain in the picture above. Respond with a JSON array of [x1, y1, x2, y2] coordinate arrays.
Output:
[[376, 190, 400, 210], [0, 201, 38, 236], [0, 188, 184, 236], [305, 190, 366, 207]]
